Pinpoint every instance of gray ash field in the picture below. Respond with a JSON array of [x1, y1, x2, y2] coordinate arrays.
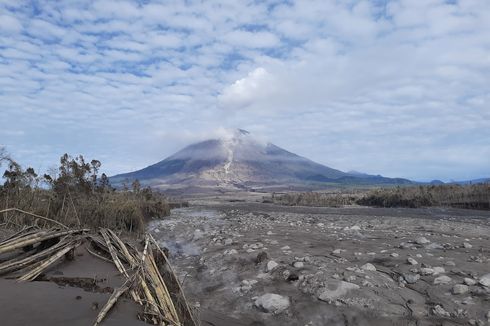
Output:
[[150, 198, 490, 326]]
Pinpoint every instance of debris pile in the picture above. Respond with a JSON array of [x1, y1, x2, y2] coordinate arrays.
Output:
[[0, 225, 196, 326]]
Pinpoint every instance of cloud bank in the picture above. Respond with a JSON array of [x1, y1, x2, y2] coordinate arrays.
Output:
[[0, 0, 489, 181]]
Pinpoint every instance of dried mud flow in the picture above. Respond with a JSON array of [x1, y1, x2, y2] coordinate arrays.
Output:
[[149, 200, 490, 326]]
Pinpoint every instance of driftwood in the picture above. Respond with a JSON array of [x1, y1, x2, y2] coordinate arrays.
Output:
[[94, 278, 132, 326], [0, 226, 196, 326]]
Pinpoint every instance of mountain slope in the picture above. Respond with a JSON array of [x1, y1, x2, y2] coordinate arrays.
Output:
[[110, 129, 412, 190]]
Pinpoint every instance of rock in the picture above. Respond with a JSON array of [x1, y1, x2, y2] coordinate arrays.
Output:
[[452, 284, 469, 295], [362, 280, 374, 287], [464, 278, 477, 286], [390, 253, 399, 258], [415, 237, 430, 245], [332, 249, 342, 254], [462, 297, 474, 305], [479, 273, 490, 287], [463, 242, 472, 249], [193, 229, 204, 240], [361, 263, 376, 271], [403, 273, 420, 284], [280, 246, 290, 250], [350, 225, 361, 231], [293, 261, 304, 268], [254, 293, 290, 314], [432, 267, 445, 275], [444, 261, 456, 266], [399, 242, 413, 249], [250, 243, 264, 250], [224, 238, 233, 245], [224, 249, 238, 255], [433, 305, 450, 317], [425, 243, 443, 250], [420, 268, 435, 275], [317, 281, 360, 301], [434, 275, 452, 285], [407, 257, 418, 265], [267, 260, 279, 272], [486, 311, 490, 321]]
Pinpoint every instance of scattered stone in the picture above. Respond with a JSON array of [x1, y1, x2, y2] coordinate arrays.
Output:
[[317, 281, 360, 301], [267, 260, 279, 272], [254, 293, 290, 314], [434, 275, 452, 285], [390, 253, 399, 258], [332, 249, 342, 255], [479, 273, 490, 287], [425, 242, 443, 250], [444, 261, 456, 267], [462, 297, 474, 305], [452, 284, 469, 295], [250, 243, 264, 250], [361, 263, 376, 271], [224, 249, 238, 255], [350, 225, 361, 231], [463, 242, 472, 249], [280, 246, 291, 250], [464, 278, 477, 286], [407, 257, 418, 265], [432, 267, 445, 275], [362, 280, 374, 287], [420, 268, 435, 276], [415, 237, 430, 245], [224, 238, 233, 245], [293, 261, 304, 268], [403, 273, 420, 284], [432, 305, 450, 317], [193, 229, 204, 240]]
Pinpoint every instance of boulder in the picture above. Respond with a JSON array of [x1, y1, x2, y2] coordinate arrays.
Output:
[[254, 293, 290, 314], [434, 275, 452, 285], [267, 260, 279, 272], [317, 281, 360, 301], [479, 273, 490, 287], [361, 263, 376, 271], [415, 237, 430, 245], [452, 284, 469, 295]]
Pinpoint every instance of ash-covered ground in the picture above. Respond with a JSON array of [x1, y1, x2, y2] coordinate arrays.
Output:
[[150, 199, 490, 326]]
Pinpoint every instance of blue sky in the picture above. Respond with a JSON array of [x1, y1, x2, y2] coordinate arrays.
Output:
[[0, 0, 489, 182]]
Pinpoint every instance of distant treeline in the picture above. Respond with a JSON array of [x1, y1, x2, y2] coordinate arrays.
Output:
[[0, 147, 170, 232], [270, 184, 490, 210]]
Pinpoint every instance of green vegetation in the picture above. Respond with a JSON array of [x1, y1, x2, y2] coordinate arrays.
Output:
[[271, 184, 490, 210], [0, 148, 170, 232]]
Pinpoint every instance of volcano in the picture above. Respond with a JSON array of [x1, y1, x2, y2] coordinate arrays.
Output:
[[110, 129, 412, 191]]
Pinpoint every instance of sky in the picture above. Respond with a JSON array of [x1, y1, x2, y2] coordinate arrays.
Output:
[[0, 0, 489, 182]]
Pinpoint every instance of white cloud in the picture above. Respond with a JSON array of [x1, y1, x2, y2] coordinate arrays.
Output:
[[0, 14, 22, 34], [0, 0, 489, 181]]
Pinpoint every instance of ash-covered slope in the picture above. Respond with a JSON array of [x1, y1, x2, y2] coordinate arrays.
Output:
[[110, 129, 411, 190]]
